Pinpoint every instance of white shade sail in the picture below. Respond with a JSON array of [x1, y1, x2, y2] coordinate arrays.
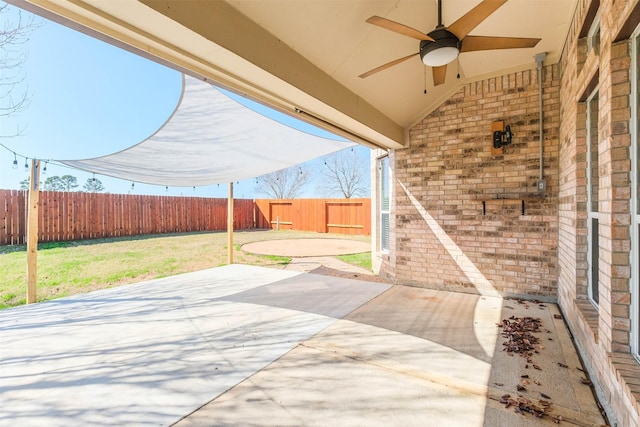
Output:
[[60, 75, 355, 187]]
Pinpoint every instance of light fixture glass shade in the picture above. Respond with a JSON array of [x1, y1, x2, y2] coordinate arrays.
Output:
[[421, 46, 459, 67]]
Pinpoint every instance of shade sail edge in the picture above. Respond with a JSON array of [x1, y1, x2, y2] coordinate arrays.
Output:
[[59, 74, 356, 187]]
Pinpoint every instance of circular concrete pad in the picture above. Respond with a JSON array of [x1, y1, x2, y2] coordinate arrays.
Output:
[[242, 238, 370, 257]]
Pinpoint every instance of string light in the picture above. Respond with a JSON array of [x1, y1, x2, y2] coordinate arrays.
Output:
[[43, 162, 48, 174], [92, 173, 96, 183], [165, 186, 169, 192], [12, 153, 18, 169], [24, 158, 29, 172], [131, 182, 135, 190], [192, 186, 195, 192]]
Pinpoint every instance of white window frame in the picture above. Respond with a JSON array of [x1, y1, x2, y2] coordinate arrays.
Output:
[[586, 87, 600, 307], [378, 156, 390, 253], [631, 26, 640, 361]]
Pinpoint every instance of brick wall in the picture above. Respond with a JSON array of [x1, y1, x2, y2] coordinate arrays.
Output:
[[557, 0, 639, 425], [379, 0, 640, 422], [391, 66, 560, 297]]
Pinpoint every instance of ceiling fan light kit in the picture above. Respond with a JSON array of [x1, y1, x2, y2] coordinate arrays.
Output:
[[420, 28, 460, 67], [361, 0, 540, 86]]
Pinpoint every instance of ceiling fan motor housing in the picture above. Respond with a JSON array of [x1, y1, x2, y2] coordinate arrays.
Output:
[[420, 28, 461, 67]]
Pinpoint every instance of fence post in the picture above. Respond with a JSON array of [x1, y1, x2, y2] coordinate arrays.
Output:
[[227, 182, 234, 264], [26, 160, 41, 304]]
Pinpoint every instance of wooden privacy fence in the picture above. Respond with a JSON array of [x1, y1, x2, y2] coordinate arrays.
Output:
[[254, 198, 371, 235], [0, 191, 371, 245], [0, 190, 254, 245]]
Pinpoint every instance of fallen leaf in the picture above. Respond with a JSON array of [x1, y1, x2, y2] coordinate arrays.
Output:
[[580, 377, 593, 385]]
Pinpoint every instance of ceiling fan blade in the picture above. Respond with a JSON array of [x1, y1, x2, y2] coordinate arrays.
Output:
[[433, 65, 447, 86], [461, 35, 541, 52], [366, 16, 434, 41], [447, 0, 508, 39], [359, 53, 418, 78]]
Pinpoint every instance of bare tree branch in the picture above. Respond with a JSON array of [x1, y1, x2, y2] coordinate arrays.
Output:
[[318, 148, 369, 198], [255, 166, 310, 199], [0, 4, 42, 137]]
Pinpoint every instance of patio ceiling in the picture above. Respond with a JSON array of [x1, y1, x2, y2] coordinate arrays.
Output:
[[7, 0, 577, 149]]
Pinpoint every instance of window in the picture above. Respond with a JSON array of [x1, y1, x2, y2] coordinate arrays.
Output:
[[587, 11, 601, 54], [586, 88, 600, 306], [379, 156, 390, 253], [632, 28, 640, 360]]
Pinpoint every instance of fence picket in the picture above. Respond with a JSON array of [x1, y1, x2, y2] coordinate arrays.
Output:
[[0, 191, 370, 245]]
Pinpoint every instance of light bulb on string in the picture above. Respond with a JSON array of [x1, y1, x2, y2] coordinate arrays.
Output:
[[43, 162, 48, 174], [131, 182, 135, 190], [24, 158, 29, 172], [192, 186, 195, 192], [12, 153, 18, 169], [165, 186, 169, 193]]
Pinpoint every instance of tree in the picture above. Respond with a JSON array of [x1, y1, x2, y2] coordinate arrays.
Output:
[[83, 177, 105, 193], [43, 176, 63, 191], [318, 148, 369, 198], [0, 4, 42, 136], [255, 166, 310, 199], [43, 175, 78, 191], [59, 175, 78, 191]]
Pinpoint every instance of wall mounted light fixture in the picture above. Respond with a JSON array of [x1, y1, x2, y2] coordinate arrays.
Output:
[[493, 125, 513, 149]]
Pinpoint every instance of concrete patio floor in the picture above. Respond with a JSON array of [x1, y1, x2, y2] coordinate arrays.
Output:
[[0, 264, 606, 426]]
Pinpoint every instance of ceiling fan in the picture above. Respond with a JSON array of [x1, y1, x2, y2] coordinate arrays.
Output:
[[359, 0, 541, 86]]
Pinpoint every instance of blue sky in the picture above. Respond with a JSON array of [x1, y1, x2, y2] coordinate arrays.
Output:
[[0, 3, 370, 198]]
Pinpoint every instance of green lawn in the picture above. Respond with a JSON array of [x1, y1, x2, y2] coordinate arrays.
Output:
[[0, 230, 371, 309]]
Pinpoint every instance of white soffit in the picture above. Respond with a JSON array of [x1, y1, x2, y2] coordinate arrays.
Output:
[[60, 75, 355, 187]]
